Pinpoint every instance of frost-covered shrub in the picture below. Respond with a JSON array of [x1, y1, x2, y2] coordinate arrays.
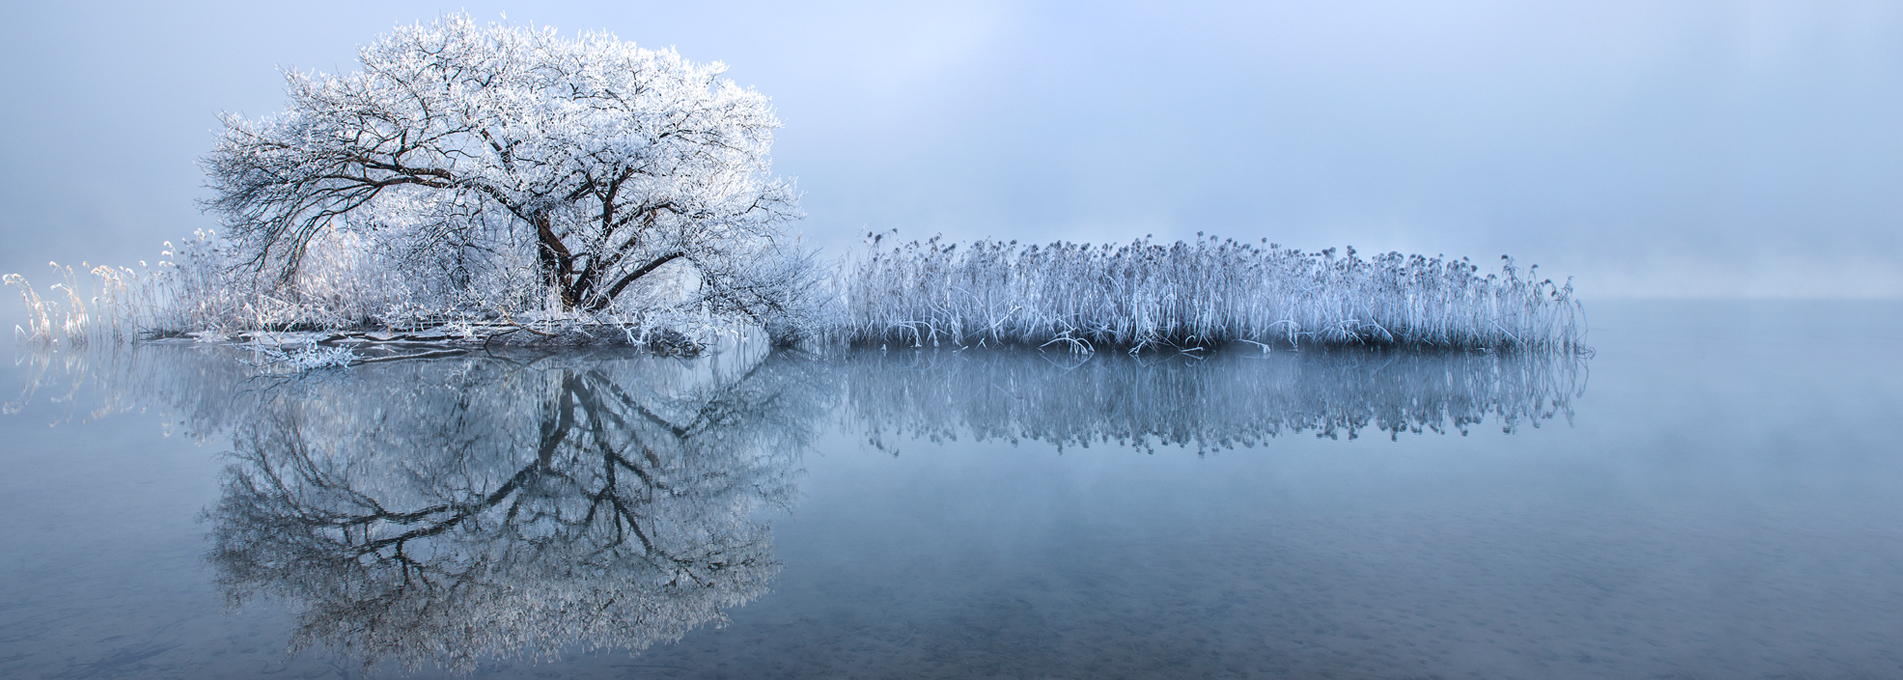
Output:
[[246, 343, 359, 372]]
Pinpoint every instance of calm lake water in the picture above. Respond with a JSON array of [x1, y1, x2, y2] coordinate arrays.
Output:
[[2, 300, 1900, 679]]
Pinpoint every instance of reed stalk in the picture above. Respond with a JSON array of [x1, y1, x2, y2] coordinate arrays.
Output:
[[843, 235, 1585, 352]]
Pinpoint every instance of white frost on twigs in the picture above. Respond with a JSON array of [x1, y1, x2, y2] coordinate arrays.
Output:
[[247, 344, 359, 372]]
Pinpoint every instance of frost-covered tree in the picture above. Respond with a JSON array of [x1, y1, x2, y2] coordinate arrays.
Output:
[[203, 13, 810, 327]]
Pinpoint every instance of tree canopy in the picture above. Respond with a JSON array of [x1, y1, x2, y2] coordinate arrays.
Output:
[[203, 13, 808, 326]]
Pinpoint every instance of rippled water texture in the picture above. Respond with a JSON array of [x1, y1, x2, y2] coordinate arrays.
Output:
[[2, 301, 1900, 679]]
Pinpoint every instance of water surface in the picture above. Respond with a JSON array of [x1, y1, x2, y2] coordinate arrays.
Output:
[[2, 301, 1899, 679]]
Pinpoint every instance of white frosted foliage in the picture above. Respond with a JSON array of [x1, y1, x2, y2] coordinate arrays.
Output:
[[201, 13, 814, 338]]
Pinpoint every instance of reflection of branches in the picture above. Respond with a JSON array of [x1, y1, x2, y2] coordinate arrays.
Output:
[[11, 340, 1590, 672], [205, 349, 831, 672], [843, 347, 1588, 452]]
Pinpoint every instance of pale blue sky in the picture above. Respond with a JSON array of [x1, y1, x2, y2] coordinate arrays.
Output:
[[3, 0, 1900, 300]]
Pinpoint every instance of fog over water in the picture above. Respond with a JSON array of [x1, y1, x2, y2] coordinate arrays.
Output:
[[4, 0, 1902, 314], [4, 4, 1900, 677], [1, 301, 1900, 678]]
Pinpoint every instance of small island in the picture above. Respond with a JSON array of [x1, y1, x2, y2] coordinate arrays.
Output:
[[8, 13, 1584, 362]]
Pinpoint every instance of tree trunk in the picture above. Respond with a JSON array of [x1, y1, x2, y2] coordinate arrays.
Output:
[[533, 213, 580, 309], [582, 252, 688, 313]]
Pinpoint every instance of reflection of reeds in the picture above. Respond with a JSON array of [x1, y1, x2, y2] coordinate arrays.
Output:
[[842, 347, 1587, 450], [5, 342, 258, 434], [7, 338, 785, 437], [17, 337, 1585, 455], [845, 236, 1586, 352]]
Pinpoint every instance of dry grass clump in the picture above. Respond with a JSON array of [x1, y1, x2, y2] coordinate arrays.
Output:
[[6, 231, 355, 345], [845, 234, 1585, 353], [6, 263, 139, 347], [6, 229, 726, 347], [12, 230, 1586, 355]]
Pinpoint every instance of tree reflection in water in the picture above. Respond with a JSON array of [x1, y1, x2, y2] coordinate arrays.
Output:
[[203, 349, 832, 672], [9, 341, 1587, 673]]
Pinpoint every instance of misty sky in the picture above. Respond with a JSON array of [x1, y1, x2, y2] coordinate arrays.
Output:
[[3, 0, 1899, 302]]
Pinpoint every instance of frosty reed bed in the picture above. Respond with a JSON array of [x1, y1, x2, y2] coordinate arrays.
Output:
[[844, 235, 1586, 352], [4, 263, 141, 347], [5, 231, 310, 346], [13, 231, 1587, 354], [6, 230, 703, 346]]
